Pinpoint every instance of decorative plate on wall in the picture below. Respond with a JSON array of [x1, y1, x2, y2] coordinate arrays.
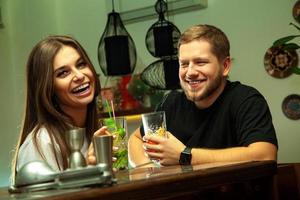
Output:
[[282, 94, 300, 120], [264, 46, 298, 78], [293, 0, 300, 23]]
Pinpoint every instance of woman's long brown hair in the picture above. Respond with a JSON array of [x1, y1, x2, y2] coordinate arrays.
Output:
[[11, 35, 101, 184]]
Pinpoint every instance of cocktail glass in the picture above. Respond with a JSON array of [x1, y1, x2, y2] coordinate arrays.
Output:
[[100, 117, 128, 170], [141, 111, 167, 164]]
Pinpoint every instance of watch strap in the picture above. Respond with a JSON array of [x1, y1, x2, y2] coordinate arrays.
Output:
[[182, 147, 192, 154]]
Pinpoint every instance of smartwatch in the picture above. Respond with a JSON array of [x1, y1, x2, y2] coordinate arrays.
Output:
[[179, 147, 192, 165]]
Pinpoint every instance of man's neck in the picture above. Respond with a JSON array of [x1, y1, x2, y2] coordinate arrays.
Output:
[[194, 80, 227, 109]]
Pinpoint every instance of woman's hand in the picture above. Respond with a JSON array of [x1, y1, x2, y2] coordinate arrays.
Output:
[[86, 126, 111, 165]]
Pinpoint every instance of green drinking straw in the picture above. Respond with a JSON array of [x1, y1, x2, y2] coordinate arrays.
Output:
[[105, 99, 112, 119], [104, 100, 117, 131]]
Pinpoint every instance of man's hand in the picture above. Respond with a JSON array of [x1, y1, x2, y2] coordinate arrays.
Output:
[[143, 132, 185, 166]]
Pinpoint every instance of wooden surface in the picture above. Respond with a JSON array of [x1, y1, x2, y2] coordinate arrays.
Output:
[[276, 163, 300, 200], [0, 160, 277, 200]]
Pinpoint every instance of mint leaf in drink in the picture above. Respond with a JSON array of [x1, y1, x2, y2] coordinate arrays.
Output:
[[113, 149, 128, 170], [117, 128, 126, 138], [104, 118, 116, 128]]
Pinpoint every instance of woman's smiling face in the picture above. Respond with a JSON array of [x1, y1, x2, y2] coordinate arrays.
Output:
[[53, 45, 95, 112]]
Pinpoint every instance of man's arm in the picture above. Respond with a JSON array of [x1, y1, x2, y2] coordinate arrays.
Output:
[[143, 133, 277, 165], [190, 142, 277, 164], [128, 128, 154, 167]]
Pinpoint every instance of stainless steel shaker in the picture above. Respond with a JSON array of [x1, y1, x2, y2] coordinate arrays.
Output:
[[65, 128, 87, 169], [93, 135, 113, 169]]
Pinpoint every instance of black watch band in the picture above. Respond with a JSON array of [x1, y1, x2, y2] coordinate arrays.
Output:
[[179, 147, 192, 165]]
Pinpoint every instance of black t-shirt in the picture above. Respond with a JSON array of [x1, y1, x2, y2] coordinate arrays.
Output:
[[140, 81, 278, 148]]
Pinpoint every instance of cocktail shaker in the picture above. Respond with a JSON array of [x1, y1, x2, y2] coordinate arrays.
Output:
[[93, 135, 113, 169], [65, 128, 87, 169]]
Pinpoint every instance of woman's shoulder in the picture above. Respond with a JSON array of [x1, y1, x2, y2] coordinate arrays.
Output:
[[35, 126, 51, 141], [21, 126, 52, 148], [17, 126, 61, 172]]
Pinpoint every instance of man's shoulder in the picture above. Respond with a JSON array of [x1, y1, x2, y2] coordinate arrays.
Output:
[[164, 90, 189, 104], [226, 81, 262, 98], [222, 81, 268, 113], [156, 90, 187, 111], [167, 89, 184, 98]]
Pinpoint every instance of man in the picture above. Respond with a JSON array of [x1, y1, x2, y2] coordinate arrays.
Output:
[[128, 24, 277, 167]]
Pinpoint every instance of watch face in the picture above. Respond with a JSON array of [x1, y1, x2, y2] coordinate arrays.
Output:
[[179, 150, 191, 165], [180, 155, 189, 165]]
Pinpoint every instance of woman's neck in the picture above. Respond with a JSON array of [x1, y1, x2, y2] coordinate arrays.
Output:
[[61, 106, 87, 128]]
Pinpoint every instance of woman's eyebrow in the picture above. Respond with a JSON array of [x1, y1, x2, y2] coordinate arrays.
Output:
[[76, 56, 84, 64]]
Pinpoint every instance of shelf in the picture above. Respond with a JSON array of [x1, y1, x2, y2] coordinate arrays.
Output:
[[99, 107, 153, 118], [120, 0, 208, 24]]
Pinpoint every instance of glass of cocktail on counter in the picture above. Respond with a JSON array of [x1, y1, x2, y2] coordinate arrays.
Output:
[[141, 111, 167, 164], [100, 117, 128, 171]]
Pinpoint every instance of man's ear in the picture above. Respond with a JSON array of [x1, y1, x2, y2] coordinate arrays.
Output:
[[222, 57, 232, 76]]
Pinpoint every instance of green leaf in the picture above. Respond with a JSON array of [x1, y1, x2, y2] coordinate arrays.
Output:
[[104, 118, 115, 127], [117, 128, 126, 138], [273, 35, 300, 46], [292, 67, 300, 75], [113, 149, 128, 170], [282, 43, 300, 51]]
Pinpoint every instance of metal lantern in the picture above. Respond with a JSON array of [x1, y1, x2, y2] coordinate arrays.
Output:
[[142, 0, 181, 89], [98, 4, 136, 76], [141, 56, 180, 90], [145, 0, 181, 58]]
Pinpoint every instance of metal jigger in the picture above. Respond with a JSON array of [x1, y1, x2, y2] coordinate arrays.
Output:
[[65, 128, 87, 169]]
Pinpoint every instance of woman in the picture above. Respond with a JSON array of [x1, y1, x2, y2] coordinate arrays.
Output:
[[12, 35, 106, 180]]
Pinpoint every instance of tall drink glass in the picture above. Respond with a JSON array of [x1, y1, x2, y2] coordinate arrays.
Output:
[[100, 117, 128, 170], [141, 111, 167, 164]]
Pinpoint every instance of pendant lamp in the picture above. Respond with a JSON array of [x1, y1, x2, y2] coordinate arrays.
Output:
[[141, 56, 179, 90], [145, 0, 181, 58], [142, 0, 181, 90], [98, 0, 137, 76]]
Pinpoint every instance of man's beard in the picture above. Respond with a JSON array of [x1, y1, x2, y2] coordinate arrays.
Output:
[[181, 73, 223, 102]]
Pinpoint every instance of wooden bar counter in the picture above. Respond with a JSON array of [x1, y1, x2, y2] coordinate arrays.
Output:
[[0, 160, 277, 200]]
